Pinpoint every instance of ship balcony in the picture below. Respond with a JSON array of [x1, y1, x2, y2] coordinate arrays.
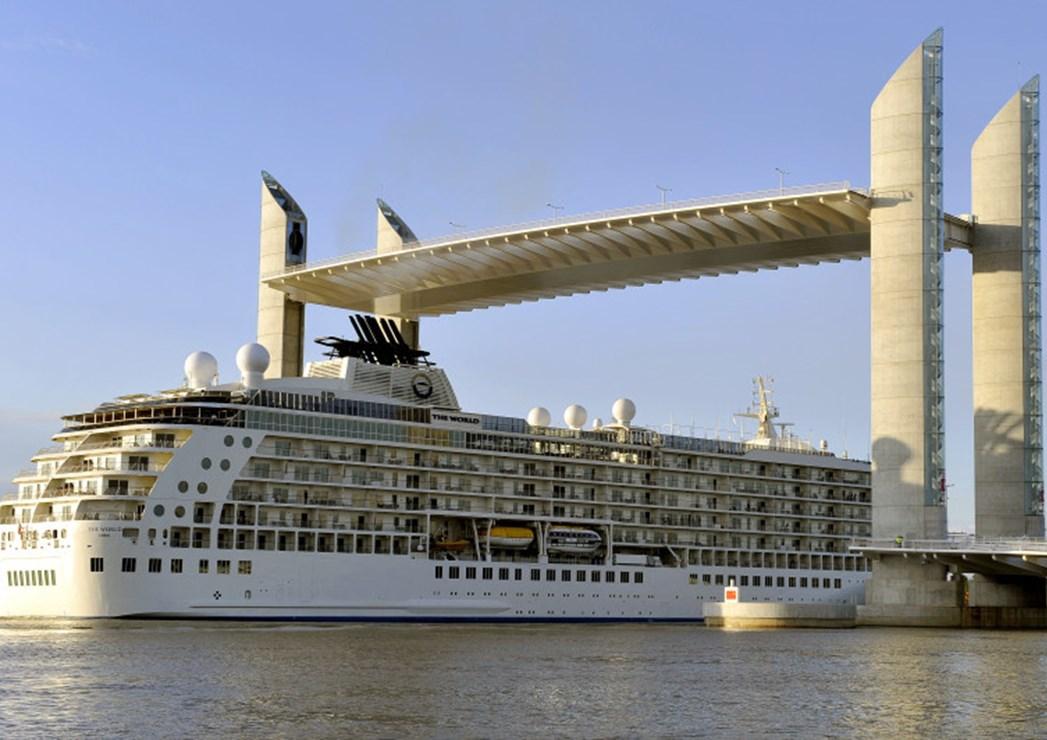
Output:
[[53, 461, 168, 476], [33, 437, 186, 459]]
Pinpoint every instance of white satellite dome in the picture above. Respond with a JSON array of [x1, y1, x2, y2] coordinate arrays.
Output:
[[591, 417, 604, 430], [527, 406, 551, 427], [564, 404, 588, 430], [184, 351, 218, 390], [612, 398, 637, 426], [236, 342, 270, 389]]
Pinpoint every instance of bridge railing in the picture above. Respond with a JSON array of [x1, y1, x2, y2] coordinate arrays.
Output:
[[266, 180, 865, 279], [851, 535, 1047, 553]]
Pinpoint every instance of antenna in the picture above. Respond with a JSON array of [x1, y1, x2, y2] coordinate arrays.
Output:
[[449, 221, 466, 229], [656, 184, 672, 205], [546, 202, 564, 218], [775, 168, 790, 194]]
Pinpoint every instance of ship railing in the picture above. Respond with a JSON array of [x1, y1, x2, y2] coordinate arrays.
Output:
[[56, 462, 168, 474], [34, 438, 185, 457]]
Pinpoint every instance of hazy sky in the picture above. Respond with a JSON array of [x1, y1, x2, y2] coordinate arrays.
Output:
[[1, 1, 1045, 531]]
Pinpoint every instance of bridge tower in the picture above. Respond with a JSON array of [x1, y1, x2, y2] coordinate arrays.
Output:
[[373, 198, 422, 349], [257, 171, 308, 379], [861, 30, 962, 626], [869, 29, 948, 542], [971, 76, 1045, 539]]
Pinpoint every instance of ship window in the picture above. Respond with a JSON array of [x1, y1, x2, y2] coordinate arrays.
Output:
[[6, 572, 11, 586], [435, 566, 443, 579], [514, 568, 522, 581], [606, 572, 615, 583], [238, 561, 252, 575], [777, 577, 785, 587], [811, 578, 819, 589], [217, 560, 230, 574], [224, 435, 234, 447], [576, 570, 586, 582], [242, 437, 253, 448], [50, 570, 57, 586], [31, 571, 37, 587], [800, 577, 808, 587], [482, 567, 493, 580], [823, 578, 831, 588], [199, 560, 209, 574], [834, 579, 842, 589], [121, 558, 136, 573], [499, 568, 510, 580], [635, 572, 644, 584], [531, 568, 541, 581], [788, 577, 797, 587], [591, 571, 601, 583], [220, 459, 230, 471], [620, 572, 630, 584], [561, 570, 571, 582], [448, 566, 460, 579], [741, 576, 749, 586], [714, 575, 723, 585], [178, 481, 189, 493], [90, 557, 104, 573], [465, 567, 476, 579], [546, 569, 556, 582], [702, 574, 711, 584], [171, 559, 183, 574], [201, 458, 212, 470], [148, 558, 162, 573], [174, 506, 185, 519], [153, 505, 165, 517]]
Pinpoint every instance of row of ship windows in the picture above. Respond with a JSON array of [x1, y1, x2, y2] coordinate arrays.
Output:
[[690, 573, 844, 589], [6, 569, 57, 588], [88, 557, 252, 575], [436, 565, 646, 584]]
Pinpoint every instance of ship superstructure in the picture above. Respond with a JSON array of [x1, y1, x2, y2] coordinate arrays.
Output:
[[1, 320, 871, 619]]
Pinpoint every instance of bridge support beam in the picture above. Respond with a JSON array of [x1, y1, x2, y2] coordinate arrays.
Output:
[[971, 76, 1045, 538], [869, 29, 948, 541], [257, 171, 308, 378]]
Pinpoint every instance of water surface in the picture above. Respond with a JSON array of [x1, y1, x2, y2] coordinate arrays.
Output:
[[0, 622, 1044, 737]]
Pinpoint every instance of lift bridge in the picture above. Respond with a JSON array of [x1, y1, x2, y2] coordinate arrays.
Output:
[[255, 30, 1045, 625]]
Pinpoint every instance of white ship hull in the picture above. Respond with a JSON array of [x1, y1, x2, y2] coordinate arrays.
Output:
[[1, 522, 866, 621]]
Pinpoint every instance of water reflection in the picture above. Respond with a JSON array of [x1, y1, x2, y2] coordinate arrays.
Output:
[[0, 622, 1044, 738]]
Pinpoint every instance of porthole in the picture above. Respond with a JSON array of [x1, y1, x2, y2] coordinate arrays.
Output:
[[224, 435, 234, 447], [177, 481, 189, 493], [153, 505, 165, 517], [242, 436, 253, 448], [244, 590, 252, 600], [174, 506, 186, 518], [220, 459, 230, 471], [197, 482, 208, 494], [201, 458, 212, 470]]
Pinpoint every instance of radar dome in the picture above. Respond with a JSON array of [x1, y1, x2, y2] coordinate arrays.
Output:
[[236, 342, 271, 389], [564, 404, 587, 430], [527, 406, 551, 427], [591, 417, 603, 430], [184, 351, 218, 390], [612, 398, 636, 426]]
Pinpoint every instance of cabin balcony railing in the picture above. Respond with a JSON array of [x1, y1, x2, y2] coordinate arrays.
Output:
[[76, 511, 143, 522]]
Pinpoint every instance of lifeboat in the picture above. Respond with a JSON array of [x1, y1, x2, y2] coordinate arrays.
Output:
[[433, 538, 469, 552], [480, 526, 534, 549], [546, 526, 601, 554]]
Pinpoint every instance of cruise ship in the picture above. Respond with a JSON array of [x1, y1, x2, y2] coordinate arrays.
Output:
[[0, 174, 873, 620], [1, 328, 871, 620]]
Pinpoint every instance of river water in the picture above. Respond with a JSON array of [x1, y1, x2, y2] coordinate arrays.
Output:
[[0, 621, 1044, 738]]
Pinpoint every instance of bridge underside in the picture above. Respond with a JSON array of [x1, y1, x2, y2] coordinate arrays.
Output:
[[852, 542, 1047, 578], [264, 185, 971, 318]]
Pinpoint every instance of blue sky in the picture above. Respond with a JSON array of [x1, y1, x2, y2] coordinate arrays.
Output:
[[1, 1, 1045, 531]]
